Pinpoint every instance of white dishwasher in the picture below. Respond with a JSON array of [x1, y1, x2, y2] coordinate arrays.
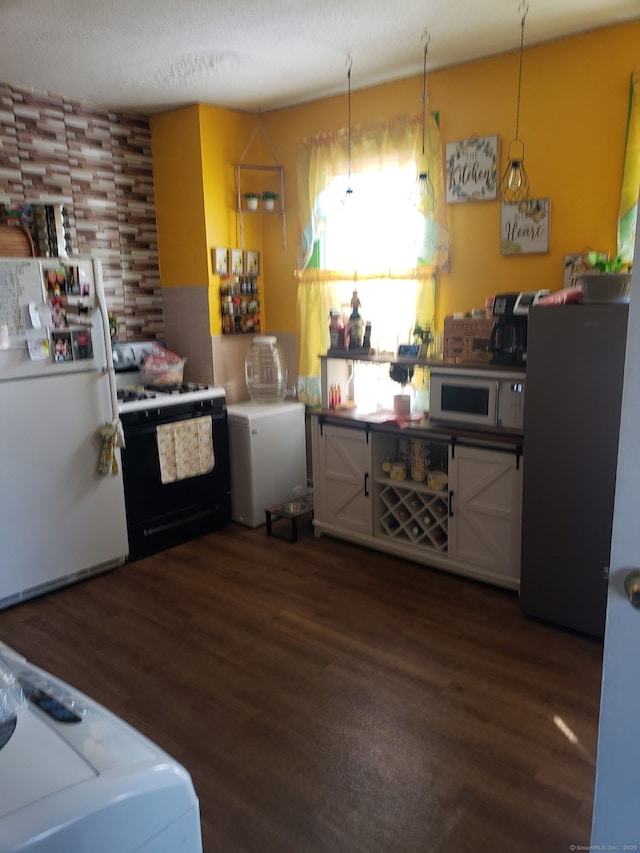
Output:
[[0, 642, 202, 853], [227, 400, 308, 527]]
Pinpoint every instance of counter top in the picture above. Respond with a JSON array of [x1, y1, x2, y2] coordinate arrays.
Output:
[[312, 407, 524, 448], [321, 351, 526, 373]]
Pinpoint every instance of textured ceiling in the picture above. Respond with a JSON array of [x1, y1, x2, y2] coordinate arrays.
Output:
[[0, 0, 638, 115]]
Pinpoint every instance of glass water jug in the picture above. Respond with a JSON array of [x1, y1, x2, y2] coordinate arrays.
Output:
[[245, 335, 288, 403]]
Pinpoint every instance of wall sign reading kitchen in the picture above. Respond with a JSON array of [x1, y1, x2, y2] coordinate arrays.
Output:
[[445, 135, 499, 203], [500, 199, 550, 255]]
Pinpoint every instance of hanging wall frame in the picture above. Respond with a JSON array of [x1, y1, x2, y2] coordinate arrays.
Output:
[[213, 247, 229, 275], [500, 198, 550, 255], [445, 136, 499, 203]]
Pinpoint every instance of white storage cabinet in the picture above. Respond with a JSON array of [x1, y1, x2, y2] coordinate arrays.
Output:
[[311, 420, 372, 536], [311, 413, 523, 590]]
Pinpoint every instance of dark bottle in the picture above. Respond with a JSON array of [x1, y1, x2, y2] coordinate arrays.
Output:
[[329, 311, 345, 349], [348, 289, 364, 350], [362, 321, 372, 350]]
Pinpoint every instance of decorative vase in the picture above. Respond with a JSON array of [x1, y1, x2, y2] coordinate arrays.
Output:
[[246, 197, 259, 211], [263, 198, 276, 211]]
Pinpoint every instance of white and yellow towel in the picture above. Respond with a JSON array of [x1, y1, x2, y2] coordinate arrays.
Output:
[[156, 416, 215, 484], [98, 419, 125, 476]]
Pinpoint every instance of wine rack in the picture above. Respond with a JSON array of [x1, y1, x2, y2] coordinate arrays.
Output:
[[372, 432, 450, 552], [378, 481, 448, 550]]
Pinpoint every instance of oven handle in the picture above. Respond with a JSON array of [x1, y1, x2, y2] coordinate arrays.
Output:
[[123, 409, 227, 437], [143, 507, 221, 538]]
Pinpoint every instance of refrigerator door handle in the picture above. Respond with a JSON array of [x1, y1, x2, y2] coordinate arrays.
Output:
[[93, 258, 119, 422]]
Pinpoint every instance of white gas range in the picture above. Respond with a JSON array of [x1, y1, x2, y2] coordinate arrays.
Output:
[[112, 341, 231, 560]]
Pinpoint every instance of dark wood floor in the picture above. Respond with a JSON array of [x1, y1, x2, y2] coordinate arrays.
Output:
[[0, 521, 603, 852]]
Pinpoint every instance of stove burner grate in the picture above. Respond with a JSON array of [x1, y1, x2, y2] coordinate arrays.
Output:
[[117, 388, 157, 403], [142, 382, 210, 395]]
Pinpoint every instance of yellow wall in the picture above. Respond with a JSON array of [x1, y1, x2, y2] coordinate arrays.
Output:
[[151, 104, 266, 334], [150, 19, 640, 336], [261, 19, 640, 331], [149, 106, 208, 286]]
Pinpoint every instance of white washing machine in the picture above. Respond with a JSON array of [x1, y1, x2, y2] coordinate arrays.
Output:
[[0, 642, 202, 853]]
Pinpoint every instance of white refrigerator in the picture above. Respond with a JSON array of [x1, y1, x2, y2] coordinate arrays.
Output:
[[0, 257, 128, 608], [226, 400, 307, 527]]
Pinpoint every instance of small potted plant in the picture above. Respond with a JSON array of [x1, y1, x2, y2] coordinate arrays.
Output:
[[412, 322, 432, 358], [577, 251, 633, 304], [261, 190, 279, 211], [243, 192, 259, 211]]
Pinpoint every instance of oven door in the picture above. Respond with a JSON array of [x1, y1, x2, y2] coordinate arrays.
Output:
[[120, 402, 231, 560], [429, 371, 498, 428]]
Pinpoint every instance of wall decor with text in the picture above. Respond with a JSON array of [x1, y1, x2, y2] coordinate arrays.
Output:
[[500, 199, 550, 255], [445, 135, 498, 203]]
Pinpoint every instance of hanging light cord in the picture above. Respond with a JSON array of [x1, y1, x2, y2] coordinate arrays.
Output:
[[514, 2, 528, 141], [417, 29, 435, 213], [346, 55, 353, 186], [421, 31, 430, 156]]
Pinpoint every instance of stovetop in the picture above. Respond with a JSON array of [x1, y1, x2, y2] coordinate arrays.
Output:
[[113, 341, 225, 413], [116, 382, 225, 413]]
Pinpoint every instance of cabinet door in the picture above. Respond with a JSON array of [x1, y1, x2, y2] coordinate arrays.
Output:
[[315, 423, 372, 535], [448, 445, 522, 583]]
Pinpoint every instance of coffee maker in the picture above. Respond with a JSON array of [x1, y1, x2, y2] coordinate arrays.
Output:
[[489, 292, 528, 365]]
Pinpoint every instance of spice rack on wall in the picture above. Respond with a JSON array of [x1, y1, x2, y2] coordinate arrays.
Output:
[[220, 273, 261, 335], [213, 246, 262, 335], [236, 120, 286, 249]]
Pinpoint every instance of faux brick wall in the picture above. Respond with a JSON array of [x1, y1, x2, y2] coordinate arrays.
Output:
[[0, 81, 162, 340]]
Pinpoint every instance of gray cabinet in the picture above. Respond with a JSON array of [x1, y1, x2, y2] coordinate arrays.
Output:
[[520, 304, 628, 638]]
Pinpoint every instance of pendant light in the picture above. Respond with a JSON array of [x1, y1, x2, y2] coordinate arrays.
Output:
[[346, 54, 353, 199], [498, 2, 531, 202], [417, 30, 436, 213]]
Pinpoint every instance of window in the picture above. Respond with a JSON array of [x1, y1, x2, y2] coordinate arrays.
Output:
[[312, 166, 428, 356], [295, 114, 448, 408], [318, 168, 426, 274]]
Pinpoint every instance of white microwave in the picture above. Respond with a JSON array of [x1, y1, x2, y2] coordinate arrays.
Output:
[[429, 367, 525, 432]]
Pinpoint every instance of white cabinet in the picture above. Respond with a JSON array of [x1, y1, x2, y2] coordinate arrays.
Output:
[[447, 444, 522, 585], [310, 413, 523, 590], [311, 420, 372, 536]]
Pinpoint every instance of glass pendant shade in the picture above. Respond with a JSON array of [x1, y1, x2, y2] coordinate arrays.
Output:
[[498, 3, 531, 202], [498, 140, 530, 202]]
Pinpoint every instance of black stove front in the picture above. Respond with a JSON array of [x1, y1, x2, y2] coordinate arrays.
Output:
[[119, 396, 231, 560], [113, 342, 231, 560]]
